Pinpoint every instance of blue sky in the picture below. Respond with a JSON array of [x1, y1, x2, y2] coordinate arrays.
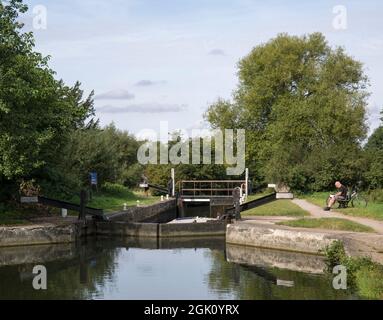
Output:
[[22, 0, 383, 136]]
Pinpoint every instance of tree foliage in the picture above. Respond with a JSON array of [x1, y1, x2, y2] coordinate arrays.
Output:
[[0, 0, 95, 181], [205, 33, 369, 191], [364, 111, 383, 189], [1, 2, 381, 204], [39, 124, 141, 197], [144, 136, 236, 192]]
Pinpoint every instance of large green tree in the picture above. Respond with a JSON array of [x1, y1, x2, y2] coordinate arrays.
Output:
[[46, 124, 141, 197], [0, 1, 94, 178], [0, 1, 95, 197], [364, 110, 383, 189], [205, 33, 369, 191]]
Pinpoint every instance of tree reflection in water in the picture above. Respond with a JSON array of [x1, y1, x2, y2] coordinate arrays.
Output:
[[0, 238, 358, 300], [0, 239, 120, 299], [205, 249, 357, 300]]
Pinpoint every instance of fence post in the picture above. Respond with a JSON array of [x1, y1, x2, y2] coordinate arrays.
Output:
[[233, 187, 241, 221], [171, 168, 175, 197], [78, 189, 87, 221]]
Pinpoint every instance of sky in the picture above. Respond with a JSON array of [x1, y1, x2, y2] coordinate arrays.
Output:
[[20, 0, 383, 138]]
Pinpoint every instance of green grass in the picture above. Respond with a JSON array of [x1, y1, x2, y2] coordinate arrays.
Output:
[[355, 266, 383, 299], [68, 184, 161, 213], [0, 206, 38, 226], [302, 192, 383, 221], [88, 191, 160, 213], [324, 241, 383, 299], [278, 217, 374, 232], [245, 189, 275, 202], [243, 198, 309, 217], [0, 217, 29, 226]]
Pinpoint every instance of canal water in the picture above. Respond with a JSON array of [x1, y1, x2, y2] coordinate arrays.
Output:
[[0, 237, 357, 300]]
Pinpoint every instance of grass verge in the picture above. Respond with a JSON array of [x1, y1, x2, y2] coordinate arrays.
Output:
[[0, 206, 41, 226], [245, 189, 275, 202], [243, 199, 309, 217], [68, 183, 161, 213], [278, 217, 374, 233]]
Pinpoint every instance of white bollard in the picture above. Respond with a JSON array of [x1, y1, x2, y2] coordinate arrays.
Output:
[[137, 200, 140, 207], [123, 203, 127, 210], [161, 195, 164, 202], [61, 208, 67, 218], [166, 194, 169, 200]]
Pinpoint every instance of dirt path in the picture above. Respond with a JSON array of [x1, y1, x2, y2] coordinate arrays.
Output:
[[292, 198, 383, 234]]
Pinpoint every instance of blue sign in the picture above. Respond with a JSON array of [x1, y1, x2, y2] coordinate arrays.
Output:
[[90, 172, 98, 185]]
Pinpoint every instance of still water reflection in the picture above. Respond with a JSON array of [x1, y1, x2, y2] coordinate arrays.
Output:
[[0, 237, 357, 300]]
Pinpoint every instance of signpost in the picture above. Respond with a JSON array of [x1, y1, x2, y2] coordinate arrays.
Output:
[[89, 171, 98, 200], [90, 172, 98, 186], [20, 196, 39, 203]]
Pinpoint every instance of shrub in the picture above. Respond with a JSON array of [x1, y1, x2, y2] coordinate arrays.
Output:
[[324, 241, 383, 298], [101, 182, 129, 196], [324, 240, 347, 272], [367, 189, 383, 203], [355, 265, 383, 299], [123, 163, 144, 188]]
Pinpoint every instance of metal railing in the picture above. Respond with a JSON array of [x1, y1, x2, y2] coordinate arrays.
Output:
[[179, 180, 246, 197]]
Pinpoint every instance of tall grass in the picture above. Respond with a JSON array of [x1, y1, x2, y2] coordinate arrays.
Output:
[[324, 241, 383, 299]]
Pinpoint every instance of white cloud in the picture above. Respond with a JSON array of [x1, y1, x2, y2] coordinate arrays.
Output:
[[208, 48, 226, 56], [97, 103, 187, 114], [135, 80, 167, 87], [94, 89, 135, 100]]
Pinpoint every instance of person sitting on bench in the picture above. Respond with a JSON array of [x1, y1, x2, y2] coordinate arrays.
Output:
[[324, 181, 348, 211]]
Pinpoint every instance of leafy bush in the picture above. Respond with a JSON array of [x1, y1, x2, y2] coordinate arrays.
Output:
[[324, 241, 383, 297], [100, 182, 133, 197], [324, 240, 347, 271], [367, 189, 383, 203], [355, 265, 383, 299], [123, 163, 144, 188]]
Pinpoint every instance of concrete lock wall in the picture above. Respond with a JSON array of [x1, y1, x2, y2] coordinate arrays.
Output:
[[159, 222, 226, 238], [96, 221, 227, 238], [0, 221, 97, 248], [0, 224, 77, 247], [109, 199, 177, 223], [226, 223, 338, 255], [0, 199, 224, 247]]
